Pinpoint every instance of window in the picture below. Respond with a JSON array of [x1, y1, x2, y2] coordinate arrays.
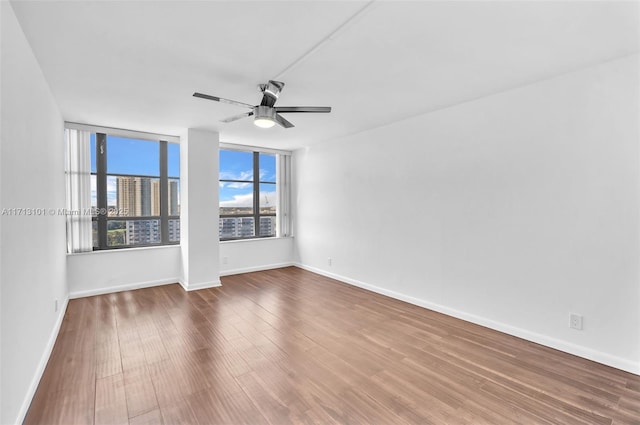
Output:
[[219, 146, 290, 241], [65, 124, 179, 252]]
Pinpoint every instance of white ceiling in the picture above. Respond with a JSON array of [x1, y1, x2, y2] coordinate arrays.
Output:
[[10, 1, 639, 150]]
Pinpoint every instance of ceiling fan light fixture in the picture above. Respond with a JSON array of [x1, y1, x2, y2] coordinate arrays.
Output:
[[254, 118, 275, 128], [254, 106, 276, 128]]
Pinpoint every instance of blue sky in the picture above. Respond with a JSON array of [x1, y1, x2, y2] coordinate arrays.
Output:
[[90, 134, 180, 206], [90, 135, 276, 208], [90, 134, 179, 176]]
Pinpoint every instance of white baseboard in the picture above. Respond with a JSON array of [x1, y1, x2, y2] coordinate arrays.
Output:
[[15, 296, 69, 425], [69, 278, 180, 299], [294, 263, 640, 375], [219, 262, 294, 277], [178, 279, 222, 291]]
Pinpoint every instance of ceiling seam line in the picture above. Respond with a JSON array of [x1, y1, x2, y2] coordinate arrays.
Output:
[[272, 1, 376, 81]]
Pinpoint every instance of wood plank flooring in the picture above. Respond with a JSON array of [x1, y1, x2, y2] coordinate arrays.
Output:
[[24, 267, 640, 424]]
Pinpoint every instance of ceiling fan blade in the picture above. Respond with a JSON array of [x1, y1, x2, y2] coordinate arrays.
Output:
[[193, 92, 254, 109], [275, 106, 331, 113], [221, 111, 253, 123], [274, 113, 295, 128]]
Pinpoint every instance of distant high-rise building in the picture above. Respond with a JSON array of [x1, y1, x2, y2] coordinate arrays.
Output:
[[117, 176, 152, 216], [259, 216, 275, 237], [168, 180, 179, 215], [116, 176, 179, 245], [219, 217, 254, 239], [168, 218, 180, 242], [218, 216, 275, 239], [125, 220, 160, 245], [150, 180, 160, 216], [116, 177, 135, 216]]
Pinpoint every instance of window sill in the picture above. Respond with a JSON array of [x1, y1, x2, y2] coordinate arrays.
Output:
[[66, 244, 180, 256], [220, 236, 294, 245], [67, 237, 294, 255]]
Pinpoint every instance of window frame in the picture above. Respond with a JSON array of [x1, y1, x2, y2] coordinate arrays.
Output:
[[219, 144, 290, 241], [66, 123, 180, 250], [93, 135, 179, 249]]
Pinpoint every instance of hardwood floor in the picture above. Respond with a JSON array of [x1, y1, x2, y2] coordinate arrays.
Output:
[[24, 267, 640, 425]]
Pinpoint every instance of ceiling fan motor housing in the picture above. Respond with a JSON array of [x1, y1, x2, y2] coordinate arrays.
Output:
[[254, 105, 277, 128], [255, 105, 276, 120]]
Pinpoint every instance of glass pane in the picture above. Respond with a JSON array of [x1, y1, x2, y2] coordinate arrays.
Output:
[[168, 178, 180, 216], [91, 174, 97, 216], [219, 217, 255, 239], [219, 183, 253, 216], [168, 218, 180, 242], [92, 220, 98, 248], [219, 150, 253, 181], [110, 175, 161, 217], [259, 216, 276, 237], [107, 136, 159, 176], [106, 220, 127, 246], [259, 183, 276, 214], [259, 153, 276, 183], [90, 133, 97, 173], [168, 142, 180, 178], [107, 219, 161, 247]]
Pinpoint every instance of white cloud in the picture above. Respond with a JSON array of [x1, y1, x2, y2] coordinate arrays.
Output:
[[219, 169, 254, 191], [220, 190, 277, 209], [220, 193, 253, 208], [219, 169, 253, 181]]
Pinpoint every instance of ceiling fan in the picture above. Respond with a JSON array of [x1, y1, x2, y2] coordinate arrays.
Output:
[[193, 80, 331, 129]]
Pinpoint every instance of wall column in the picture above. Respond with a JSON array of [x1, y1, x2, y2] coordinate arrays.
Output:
[[180, 128, 220, 290]]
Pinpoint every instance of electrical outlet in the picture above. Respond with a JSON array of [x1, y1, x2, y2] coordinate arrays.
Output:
[[222, 256, 228, 265], [570, 313, 583, 330], [327, 257, 332, 266]]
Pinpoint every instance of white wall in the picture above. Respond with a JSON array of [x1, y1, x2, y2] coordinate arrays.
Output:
[[67, 246, 181, 298], [294, 54, 640, 373], [0, 3, 68, 423], [220, 237, 294, 276]]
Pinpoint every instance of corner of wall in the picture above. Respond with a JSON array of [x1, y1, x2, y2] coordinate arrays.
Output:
[[178, 279, 222, 292], [14, 296, 69, 423]]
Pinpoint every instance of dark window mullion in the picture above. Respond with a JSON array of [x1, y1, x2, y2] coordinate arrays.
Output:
[[253, 151, 260, 237], [160, 141, 169, 244], [220, 179, 253, 184], [96, 133, 108, 250], [106, 173, 160, 179]]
